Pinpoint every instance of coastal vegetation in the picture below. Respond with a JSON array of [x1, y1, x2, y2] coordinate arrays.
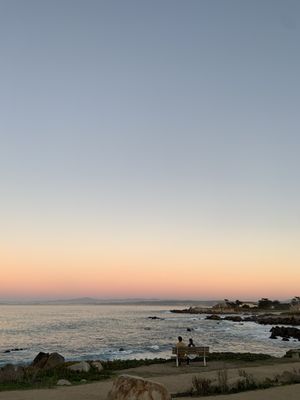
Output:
[[175, 367, 300, 397], [172, 297, 300, 315], [0, 353, 274, 392], [0, 361, 112, 392]]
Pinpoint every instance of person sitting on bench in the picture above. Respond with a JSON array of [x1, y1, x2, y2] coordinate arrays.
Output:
[[187, 338, 196, 365], [176, 336, 187, 365]]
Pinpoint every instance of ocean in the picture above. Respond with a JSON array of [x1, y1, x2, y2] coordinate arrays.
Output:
[[0, 304, 299, 366]]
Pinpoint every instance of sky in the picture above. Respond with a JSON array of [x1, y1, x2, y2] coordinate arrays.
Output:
[[1, 0, 299, 300]]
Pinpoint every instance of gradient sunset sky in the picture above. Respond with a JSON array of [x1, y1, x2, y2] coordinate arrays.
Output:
[[1, 0, 299, 300]]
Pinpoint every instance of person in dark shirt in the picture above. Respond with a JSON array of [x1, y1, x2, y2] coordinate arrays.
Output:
[[187, 338, 196, 364]]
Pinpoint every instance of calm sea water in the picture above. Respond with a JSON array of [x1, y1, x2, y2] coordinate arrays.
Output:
[[0, 304, 299, 366]]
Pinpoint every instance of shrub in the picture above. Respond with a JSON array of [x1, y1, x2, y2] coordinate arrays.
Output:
[[217, 368, 228, 393], [192, 376, 212, 396], [236, 369, 256, 391]]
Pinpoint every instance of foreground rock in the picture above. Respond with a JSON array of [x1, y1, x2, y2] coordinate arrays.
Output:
[[107, 374, 171, 400], [68, 361, 90, 372], [0, 364, 25, 383], [57, 379, 72, 386], [91, 361, 103, 372]]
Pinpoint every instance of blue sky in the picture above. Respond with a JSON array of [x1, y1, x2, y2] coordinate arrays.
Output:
[[0, 1, 299, 299]]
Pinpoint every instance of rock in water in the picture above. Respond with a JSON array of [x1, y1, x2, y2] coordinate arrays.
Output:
[[107, 375, 171, 400], [206, 314, 221, 320], [224, 316, 243, 322]]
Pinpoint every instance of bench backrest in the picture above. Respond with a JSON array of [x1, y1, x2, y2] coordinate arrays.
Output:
[[172, 346, 209, 355]]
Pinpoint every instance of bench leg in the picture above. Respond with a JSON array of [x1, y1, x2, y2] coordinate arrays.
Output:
[[203, 355, 206, 366]]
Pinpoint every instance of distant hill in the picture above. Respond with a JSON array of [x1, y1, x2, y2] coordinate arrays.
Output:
[[0, 297, 220, 306]]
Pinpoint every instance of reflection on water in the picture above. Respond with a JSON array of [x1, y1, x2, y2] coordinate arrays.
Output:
[[0, 305, 298, 365]]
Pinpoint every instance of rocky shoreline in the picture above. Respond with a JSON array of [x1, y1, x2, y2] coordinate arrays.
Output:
[[171, 307, 300, 325], [204, 313, 300, 326], [171, 307, 300, 342], [204, 315, 300, 341]]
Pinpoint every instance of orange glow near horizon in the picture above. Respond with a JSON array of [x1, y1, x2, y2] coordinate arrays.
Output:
[[1, 231, 299, 300]]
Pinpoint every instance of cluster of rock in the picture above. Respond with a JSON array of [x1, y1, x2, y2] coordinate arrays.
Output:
[[3, 348, 25, 353], [270, 326, 300, 341], [205, 314, 300, 326], [0, 351, 103, 385]]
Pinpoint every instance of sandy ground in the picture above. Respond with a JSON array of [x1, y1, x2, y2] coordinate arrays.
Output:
[[0, 359, 300, 400]]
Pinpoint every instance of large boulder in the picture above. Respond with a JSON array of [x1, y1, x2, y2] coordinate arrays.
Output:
[[0, 364, 25, 383], [44, 352, 65, 369], [107, 375, 171, 400], [31, 352, 65, 370], [91, 361, 103, 372], [32, 352, 49, 368], [68, 361, 90, 372]]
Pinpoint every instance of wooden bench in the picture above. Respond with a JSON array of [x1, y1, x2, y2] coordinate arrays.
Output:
[[172, 346, 209, 367]]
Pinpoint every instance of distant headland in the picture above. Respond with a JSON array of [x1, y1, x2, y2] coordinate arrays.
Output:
[[171, 297, 300, 314]]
